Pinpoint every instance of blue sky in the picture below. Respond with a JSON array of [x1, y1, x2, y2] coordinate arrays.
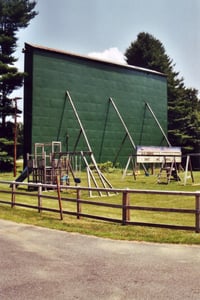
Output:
[[15, 0, 200, 108]]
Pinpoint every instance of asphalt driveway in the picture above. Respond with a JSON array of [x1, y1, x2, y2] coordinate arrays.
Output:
[[0, 219, 200, 300]]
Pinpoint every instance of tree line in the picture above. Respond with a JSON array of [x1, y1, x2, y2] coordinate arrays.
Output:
[[125, 32, 200, 156], [0, 1, 199, 172]]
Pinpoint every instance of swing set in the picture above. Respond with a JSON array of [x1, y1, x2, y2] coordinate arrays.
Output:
[[26, 91, 114, 196], [183, 153, 200, 185], [25, 90, 183, 189], [104, 98, 182, 183]]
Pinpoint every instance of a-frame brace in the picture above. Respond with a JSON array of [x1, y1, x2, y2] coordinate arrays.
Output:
[[108, 97, 148, 176], [65, 91, 114, 196], [183, 154, 195, 185], [109, 97, 136, 148], [109, 97, 136, 165], [145, 102, 171, 146], [145, 102, 183, 183]]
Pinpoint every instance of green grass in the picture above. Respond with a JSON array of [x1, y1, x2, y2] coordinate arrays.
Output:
[[1, 161, 200, 244]]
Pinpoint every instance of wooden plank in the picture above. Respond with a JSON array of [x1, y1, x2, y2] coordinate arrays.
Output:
[[195, 195, 200, 233], [56, 176, 63, 220]]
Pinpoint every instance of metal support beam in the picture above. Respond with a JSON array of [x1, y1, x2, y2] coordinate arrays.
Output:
[[66, 91, 93, 152], [109, 98, 148, 175], [109, 97, 136, 149], [66, 91, 114, 193], [145, 102, 171, 146]]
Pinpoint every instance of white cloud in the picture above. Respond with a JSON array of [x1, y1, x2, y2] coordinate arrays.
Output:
[[88, 47, 127, 64]]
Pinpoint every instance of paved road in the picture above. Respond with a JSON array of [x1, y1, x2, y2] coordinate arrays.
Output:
[[0, 219, 200, 300]]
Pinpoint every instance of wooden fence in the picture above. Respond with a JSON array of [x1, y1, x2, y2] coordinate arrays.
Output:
[[0, 180, 200, 233]]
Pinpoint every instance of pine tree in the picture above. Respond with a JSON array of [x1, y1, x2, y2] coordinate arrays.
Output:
[[125, 32, 200, 155], [0, 0, 37, 170]]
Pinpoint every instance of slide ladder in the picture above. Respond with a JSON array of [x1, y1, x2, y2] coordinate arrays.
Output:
[[157, 157, 180, 184]]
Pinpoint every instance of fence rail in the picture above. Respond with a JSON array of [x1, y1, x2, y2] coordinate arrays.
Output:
[[0, 180, 200, 233]]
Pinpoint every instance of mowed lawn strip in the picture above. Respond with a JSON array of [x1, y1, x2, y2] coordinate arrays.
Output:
[[0, 163, 200, 244]]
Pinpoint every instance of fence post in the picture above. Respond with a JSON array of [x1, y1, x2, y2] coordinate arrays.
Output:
[[195, 193, 200, 233], [77, 188, 81, 219], [56, 176, 63, 221], [122, 190, 130, 225], [38, 183, 42, 213], [11, 182, 16, 208]]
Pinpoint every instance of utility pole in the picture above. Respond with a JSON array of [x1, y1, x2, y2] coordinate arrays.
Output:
[[13, 97, 21, 177]]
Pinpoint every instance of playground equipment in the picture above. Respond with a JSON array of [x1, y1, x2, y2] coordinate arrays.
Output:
[[23, 140, 113, 196], [183, 153, 200, 185], [123, 146, 182, 184], [17, 91, 114, 196], [155, 147, 181, 183], [64, 91, 114, 196], [103, 98, 180, 183], [26, 142, 83, 187], [118, 101, 183, 183]]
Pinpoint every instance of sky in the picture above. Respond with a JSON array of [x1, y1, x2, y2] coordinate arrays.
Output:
[[14, 0, 200, 114]]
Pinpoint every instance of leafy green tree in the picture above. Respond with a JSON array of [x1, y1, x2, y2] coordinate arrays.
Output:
[[169, 88, 200, 151], [0, 0, 37, 171], [125, 32, 200, 155]]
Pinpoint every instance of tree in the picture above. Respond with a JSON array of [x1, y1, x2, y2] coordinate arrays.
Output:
[[168, 88, 200, 151], [0, 0, 37, 171], [125, 32, 200, 155]]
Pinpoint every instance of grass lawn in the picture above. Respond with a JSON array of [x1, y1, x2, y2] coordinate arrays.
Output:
[[1, 161, 200, 245]]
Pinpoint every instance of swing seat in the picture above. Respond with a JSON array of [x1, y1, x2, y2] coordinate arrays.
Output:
[[74, 177, 81, 184]]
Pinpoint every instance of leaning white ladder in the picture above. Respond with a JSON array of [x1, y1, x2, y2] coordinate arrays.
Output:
[[157, 157, 177, 184]]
